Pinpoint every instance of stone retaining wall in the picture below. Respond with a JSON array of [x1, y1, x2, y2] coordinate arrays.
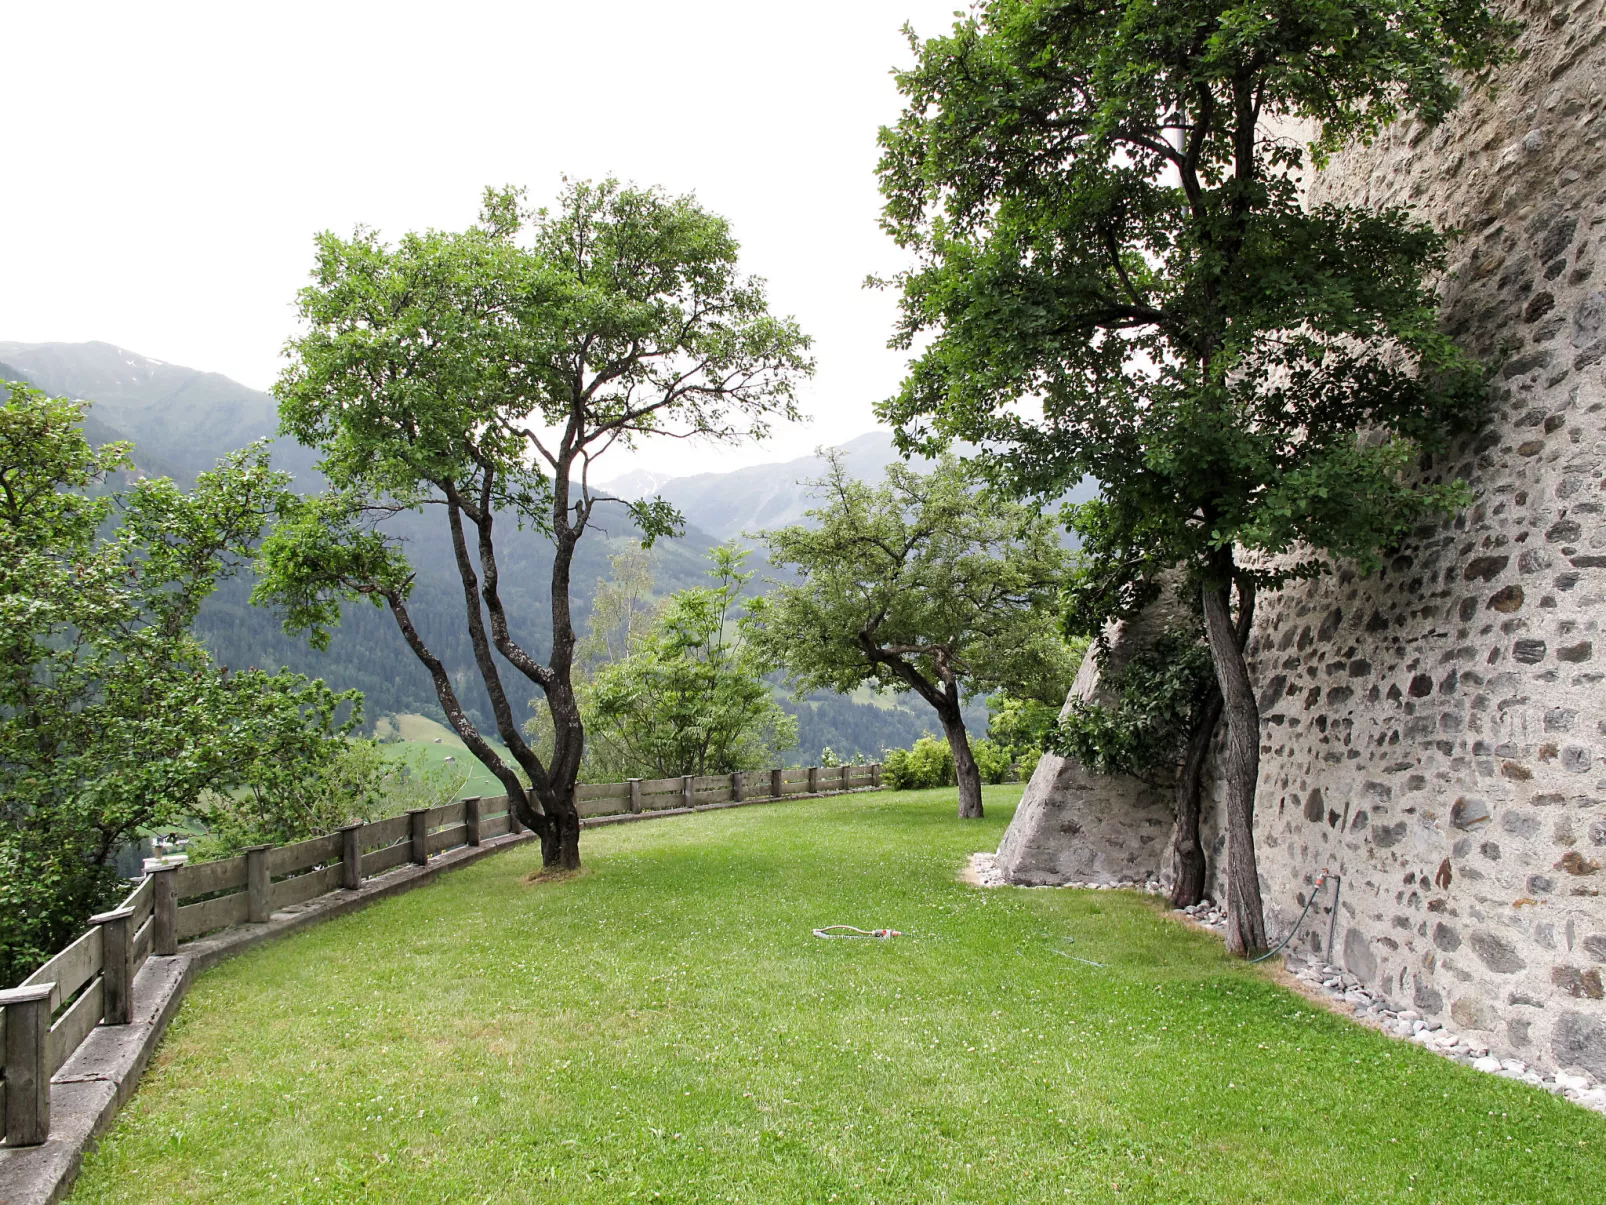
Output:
[[997, 0, 1606, 1076]]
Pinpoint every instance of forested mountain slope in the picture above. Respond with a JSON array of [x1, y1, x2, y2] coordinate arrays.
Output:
[[3, 342, 961, 759]]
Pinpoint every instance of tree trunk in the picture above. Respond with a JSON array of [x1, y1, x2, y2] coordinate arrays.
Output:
[[940, 708, 984, 820], [538, 795, 582, 871], [1200, 577, 1266, 955], [1168, 689, 1222, 908]]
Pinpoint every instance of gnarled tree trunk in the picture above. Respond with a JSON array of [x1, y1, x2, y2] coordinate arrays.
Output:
[[1200, 571, 1266, 955], [1167, 688, 1222, 908]]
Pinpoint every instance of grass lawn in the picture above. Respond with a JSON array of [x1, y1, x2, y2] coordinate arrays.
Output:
[[70, 787, 1604, 1204]]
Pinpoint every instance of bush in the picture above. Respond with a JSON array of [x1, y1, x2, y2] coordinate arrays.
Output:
[[882, 735, 956, 790], [971, 738, 1013, 785], [188, 742, 468, 861]]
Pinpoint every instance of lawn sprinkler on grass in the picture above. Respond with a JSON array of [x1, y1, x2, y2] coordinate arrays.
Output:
[[812, 925, 904, 939]]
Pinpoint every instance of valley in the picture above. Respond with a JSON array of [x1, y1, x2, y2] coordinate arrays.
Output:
[[0, 340, 970, 763]]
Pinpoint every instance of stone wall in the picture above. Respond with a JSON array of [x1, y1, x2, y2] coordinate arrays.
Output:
[[997, 596, 1183, 886], [996, 0, 1606, 1076]]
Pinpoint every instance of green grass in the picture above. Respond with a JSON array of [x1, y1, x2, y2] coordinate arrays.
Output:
[[376, 713, 510, 798], [71, 788, 1604, 1204]]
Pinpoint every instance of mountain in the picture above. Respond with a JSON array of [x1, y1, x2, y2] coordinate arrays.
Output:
[[6, 340, 970, 760], [1, 357, 188, 482], [601, 431, 922, 541], [0, 341, 318, 484], [604, 430, 1100, 545]]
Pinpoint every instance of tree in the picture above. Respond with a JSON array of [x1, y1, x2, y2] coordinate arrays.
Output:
[[577, 548, 658, 674], [256, 180, 812, 870], [876, 0, 1512, 951], [753, 455, 1073, 819], [0, 383, 360, 985], [584, 545, 797, 777]]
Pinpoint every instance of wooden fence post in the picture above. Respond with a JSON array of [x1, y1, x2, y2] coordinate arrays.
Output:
[[0, 982, 54, 1145], [628, 779, 642, 814], [506, 796, 522, 834], [408, 808, 430, 865], [839, 765, 849, 791], [246, 845, 272, 924], [464, 797, 482, 847], [807, 766, 820, 794], [681, 775, 694, 809], [871, 762, 882, 788], [92, 906, 135, 1026], [731, 771, 744, 803], [770, 768, 783, 798], [340, 822, 363, 890], [151, 864, 178, 956]]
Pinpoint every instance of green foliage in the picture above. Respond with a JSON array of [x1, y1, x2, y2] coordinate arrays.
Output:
[[257, 179, 812, 856], [0, 383, 362, 985], [754, 455, 1074, 713], [882, 735, 956, 790], [985, 691, 1063, 766], [877, 0, 1510, 611], [970, 737, 1015, 785], [1050, 626, 1218, 785], [583, 546, 797, 778], [191, 742, 469, 860]]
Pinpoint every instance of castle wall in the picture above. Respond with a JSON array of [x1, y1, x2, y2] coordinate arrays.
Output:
[[997, 0, 1606, 1075]]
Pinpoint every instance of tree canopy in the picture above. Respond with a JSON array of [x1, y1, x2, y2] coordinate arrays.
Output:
[[257, 179, 812, 868], [584, 545, 797, 778], [753, 455, 1074, 819], [876, 0, 1512, 950], [0, 383, 360, 984]]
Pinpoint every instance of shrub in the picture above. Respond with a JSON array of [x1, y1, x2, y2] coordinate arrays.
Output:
[[970, 738, 1013, 785], [188, 742, 468, 861], [882, 735, 956, 790]]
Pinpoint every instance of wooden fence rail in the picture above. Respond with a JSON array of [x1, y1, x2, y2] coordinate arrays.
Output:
[[0, 762, 881, 1147]]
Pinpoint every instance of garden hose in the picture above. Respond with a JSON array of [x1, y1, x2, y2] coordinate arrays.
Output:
[[1248, 871, 1341, 965]]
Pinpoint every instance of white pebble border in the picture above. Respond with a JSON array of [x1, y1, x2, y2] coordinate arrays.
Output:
[[964, 852, 1606, 1116]]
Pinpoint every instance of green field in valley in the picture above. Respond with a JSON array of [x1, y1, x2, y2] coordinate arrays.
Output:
[[375, 713, 513, 799]]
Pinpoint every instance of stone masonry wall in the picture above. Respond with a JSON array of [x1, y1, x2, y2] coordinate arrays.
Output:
[[997, 0, 1606, 1077], [997, 597, 1184, 885], [1231, 0, 1606, 1077]]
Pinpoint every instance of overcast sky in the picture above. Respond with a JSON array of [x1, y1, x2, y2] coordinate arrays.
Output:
[[1, 0, 963, 477]]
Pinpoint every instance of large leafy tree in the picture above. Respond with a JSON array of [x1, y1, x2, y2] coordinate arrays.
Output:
[[585, 546, 797, 777], [257, 180, 812, 870], [753, 455, 1074, 820], [0, 384, 359, 985], [876, 0, 1511, 951]]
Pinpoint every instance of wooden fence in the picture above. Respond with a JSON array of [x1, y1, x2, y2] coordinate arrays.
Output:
[[0, 763, 881, 1147]]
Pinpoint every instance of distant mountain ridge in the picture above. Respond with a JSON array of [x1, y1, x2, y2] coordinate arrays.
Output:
[[2, 339, 968, 759], [604, 430, 1099, 545], [602, 431, 925, 540], [0, 340, 317, 484]]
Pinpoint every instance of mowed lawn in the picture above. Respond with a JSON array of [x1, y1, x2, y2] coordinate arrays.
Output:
[[71, 788, 1604, 1204]]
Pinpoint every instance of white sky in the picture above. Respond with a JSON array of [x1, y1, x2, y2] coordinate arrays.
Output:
[[1, 0, 965, 477]]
